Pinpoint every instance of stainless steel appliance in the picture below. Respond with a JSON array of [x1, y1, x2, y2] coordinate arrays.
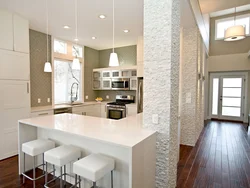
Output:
[[107, 95, 135, 120], [111, 78, 130, 90], [137, 78, 143, 113]]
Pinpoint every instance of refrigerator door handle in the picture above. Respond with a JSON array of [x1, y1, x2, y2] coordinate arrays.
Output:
[[138, 81, 142, 112]]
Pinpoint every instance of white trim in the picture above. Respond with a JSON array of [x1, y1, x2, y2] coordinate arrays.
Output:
[[215, 13, 250, 40], [209, 72, 248, 123]]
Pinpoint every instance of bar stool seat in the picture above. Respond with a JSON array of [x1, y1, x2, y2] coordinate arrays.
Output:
[[22, 139, 55, 156], [73, 153, 115, 184], [44, 145, 81, 166]]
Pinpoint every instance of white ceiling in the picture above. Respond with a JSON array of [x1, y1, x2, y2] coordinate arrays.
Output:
[[0, 0, 196, 50], [0, 0, 143, 50], [199, 0, 250, 15]]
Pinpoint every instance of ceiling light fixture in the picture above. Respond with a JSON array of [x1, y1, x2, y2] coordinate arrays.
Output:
[[92, 37, 96, 40], [44, 0, 52, 73], [123, 29, 130, 33], [99, 15, 106, 19], [72, 0, 81, 70], [63, 25, 70, 29], [109, 0, 119, 67], [224, 7, 246, 41]]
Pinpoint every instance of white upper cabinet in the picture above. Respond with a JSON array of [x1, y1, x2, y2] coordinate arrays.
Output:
[[0, 10, 13, 51], [0, 10, 29, 54], [0, 49, 30, 80], [13, 14, 29, 53]]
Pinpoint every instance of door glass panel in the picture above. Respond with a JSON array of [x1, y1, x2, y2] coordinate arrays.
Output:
[[223, 88, 241, 97], [223, 78, 242, 88], [222, 97, 241, 107], [222, 107, 241, 117], [212, 78, 219, 115]]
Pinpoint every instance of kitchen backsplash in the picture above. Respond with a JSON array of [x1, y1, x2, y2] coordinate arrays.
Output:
[[30, 29, 52, 107], [97, 90, 136, 102]]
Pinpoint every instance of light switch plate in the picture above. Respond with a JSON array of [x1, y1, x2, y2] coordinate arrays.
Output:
[[106, 95, 109, 99], [47, 98, 50, 103], [86, 95, 89, 100], [152, 114, 159, 124], [38, 98, 41, 103]]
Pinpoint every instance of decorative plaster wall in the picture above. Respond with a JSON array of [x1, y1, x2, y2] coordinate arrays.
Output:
[[30, 29, 52, 107], [144, 0, 180, 187], [180, 26, 205, 146]]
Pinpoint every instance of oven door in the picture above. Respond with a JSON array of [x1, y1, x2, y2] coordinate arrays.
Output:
[[107, 107, 126, 120], [111, 79, 130, 90]]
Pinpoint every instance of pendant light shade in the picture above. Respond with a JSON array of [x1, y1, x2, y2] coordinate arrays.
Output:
[[109, 52, 119, 67], [72, 58, 81, 70], [224, 25, 246, 41], [224, 7, 246, 42], [44, 62, 52, 72], [109, 0, 119, 67]]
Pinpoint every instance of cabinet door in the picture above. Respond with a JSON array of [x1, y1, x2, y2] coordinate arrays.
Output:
[[137, 64, 144, 77], [93, 71, 101, 79], [127, 105, 137, 117], [0, 10, 13, 51], [0, 80, 30, 160], [102, 71, 111, 78], [0, 49, 30, 80], [112, 70, 121, 78], [101, 104, 107, 118], [102, 79, 111, 90], [93, 80, 101, 90], [13, 14, 29, 53], [130, 78, 137, 90], [31, 110, 53, 117]]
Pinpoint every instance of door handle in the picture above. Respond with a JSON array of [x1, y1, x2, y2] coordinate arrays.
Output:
[[27, 82, 29, 94]]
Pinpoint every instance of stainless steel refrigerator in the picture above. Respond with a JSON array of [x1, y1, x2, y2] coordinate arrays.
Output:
[[137, 78, 143, 113]]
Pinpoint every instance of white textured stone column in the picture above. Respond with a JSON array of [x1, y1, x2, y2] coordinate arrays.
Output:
[[143, 0, 181, 187]]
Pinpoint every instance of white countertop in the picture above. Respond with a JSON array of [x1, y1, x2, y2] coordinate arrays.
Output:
[[19, 113, 155, 148], [31, 101, 111, 113]]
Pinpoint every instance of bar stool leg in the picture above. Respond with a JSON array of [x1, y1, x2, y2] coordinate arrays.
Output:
[[93, 182, 97, 188], [42, 153, 45, 174], [78, 175, 81, 188], [111, 171, 113, 188], [23, 153, 25, 184], [45, 162, 48, 184], [64, 165, 66, 186], [75, 174, 77, 188], [33, 156, 36, 188], [60, 166, 63, 188], [53, 165, 55, 177]]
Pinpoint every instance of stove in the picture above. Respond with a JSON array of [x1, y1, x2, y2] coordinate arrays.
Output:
[[106, 95, 135, 120]]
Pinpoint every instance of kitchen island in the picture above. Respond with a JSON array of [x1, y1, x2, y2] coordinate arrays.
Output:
[[18, 113, 156, 188]]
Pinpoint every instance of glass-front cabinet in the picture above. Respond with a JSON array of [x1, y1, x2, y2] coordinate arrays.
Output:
[[130, 78, 137, 90], [102, 71, 111, 78], [102, 79, 111, 90]]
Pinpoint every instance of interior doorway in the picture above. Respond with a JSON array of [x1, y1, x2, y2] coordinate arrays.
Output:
[[209, 72, 248, 122]]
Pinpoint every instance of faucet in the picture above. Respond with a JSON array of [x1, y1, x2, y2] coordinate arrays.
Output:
[[71, 82, 79, 103]]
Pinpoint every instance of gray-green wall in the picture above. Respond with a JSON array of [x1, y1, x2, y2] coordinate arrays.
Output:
[[84, 45, 137, 101], [30, 29, 52, 107]]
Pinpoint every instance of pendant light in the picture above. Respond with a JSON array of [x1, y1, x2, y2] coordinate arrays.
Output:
[[72, 0, 81, 70], [224, 7, 246, 41], [109, 0, 119, 67], [44, 0, 52, 72]]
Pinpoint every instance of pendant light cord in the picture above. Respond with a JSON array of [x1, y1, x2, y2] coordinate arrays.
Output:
[[113, 0, 114, 53], [75, 0, 78, 45], [46, 0, 49, 62]]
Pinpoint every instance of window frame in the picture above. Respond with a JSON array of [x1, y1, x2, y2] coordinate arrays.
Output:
[[215, 13, 250, 40]]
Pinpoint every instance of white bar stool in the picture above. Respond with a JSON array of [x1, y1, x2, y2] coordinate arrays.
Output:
[[44, 145, 81, 188], [73, 153, 115, 188], [22, 139, 55, 188]]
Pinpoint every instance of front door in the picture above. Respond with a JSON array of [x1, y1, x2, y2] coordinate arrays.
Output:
[[209, 72, 247, 121]]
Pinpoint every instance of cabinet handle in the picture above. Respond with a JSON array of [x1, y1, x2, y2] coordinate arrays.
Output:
[[38, 113, 49, 116], [27, 82, 29, 93]]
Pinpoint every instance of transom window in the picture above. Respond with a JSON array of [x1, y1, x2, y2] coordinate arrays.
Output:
[[72, 45, 83, 58], [54, 39, 67, 54], [215, 14, 250, 40]]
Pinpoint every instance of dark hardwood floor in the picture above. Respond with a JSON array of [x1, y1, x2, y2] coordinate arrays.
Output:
[[0, 120, 249, 188], [177, 120, 250, 188]]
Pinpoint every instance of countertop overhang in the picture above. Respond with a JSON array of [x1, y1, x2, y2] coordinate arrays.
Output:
[[19, 113, 155, 148]]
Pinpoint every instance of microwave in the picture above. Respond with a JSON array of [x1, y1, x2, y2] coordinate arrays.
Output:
[[111, 78, 130, 90]]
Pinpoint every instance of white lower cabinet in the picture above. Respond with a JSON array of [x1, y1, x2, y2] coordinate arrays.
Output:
[[73, 104, 107, 118], [0, 80, 30, 160], [126, 104, 137, 117], [31, 110, 54, 117]]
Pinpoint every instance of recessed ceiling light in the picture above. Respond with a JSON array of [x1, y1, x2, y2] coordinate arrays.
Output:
[[74, 38, 79, 42], [63, 25, 70, 29], [123, 29, 130, 33], [99, 15, 106, 19], [92, 37, 97, 40]]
